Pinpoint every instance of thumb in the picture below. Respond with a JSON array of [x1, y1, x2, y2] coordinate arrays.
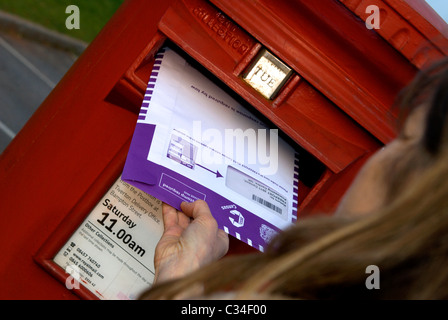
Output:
[[180, 200, 213, 220]]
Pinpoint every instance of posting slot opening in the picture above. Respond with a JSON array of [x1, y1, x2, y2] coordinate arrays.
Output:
[[105, 39, 326, 217]]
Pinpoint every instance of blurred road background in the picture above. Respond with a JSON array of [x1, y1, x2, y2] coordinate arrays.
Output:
[[0, 0, 446, 155], [0, 0, 124, 154], [0, 21, 80, 152]]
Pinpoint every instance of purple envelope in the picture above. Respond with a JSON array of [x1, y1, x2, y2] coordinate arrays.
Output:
[[122, 48, 299, 251]]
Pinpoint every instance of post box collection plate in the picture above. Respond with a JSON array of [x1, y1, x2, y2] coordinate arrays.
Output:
[[243, 48, 293, 100], [34, 147, 166, 301], [51, 176, 163, 300]]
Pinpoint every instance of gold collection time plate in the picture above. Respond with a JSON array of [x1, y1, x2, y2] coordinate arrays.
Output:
[[243, 49, 293, 100]]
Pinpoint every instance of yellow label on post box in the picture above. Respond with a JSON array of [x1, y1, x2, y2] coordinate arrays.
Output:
[[243, 49, 293, 100]]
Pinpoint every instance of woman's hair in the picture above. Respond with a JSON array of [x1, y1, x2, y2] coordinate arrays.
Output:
[[141, 58, 448, 300]]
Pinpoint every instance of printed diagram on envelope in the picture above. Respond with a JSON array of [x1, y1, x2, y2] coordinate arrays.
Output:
[[122, 47, 299, 251]]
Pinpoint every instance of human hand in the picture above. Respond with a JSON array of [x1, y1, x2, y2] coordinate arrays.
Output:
[[153, 200, 229, 284]]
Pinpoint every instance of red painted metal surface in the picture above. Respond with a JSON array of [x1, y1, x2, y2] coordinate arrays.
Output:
[[0, 0, 446, 299], [0, 0, 176, 300]]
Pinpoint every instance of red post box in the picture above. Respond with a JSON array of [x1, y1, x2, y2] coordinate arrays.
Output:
[[0, 0, 446, 299]]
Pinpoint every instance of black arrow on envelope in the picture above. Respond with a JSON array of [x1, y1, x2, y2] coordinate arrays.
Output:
[[196, 163, 223, 178]]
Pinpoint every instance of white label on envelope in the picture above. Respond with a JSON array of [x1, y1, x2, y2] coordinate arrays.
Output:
[[226, 166, 288, 220], [53, 176, 163, 300]]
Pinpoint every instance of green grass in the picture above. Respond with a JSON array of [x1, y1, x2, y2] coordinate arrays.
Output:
[[0, 0, 125, 43]]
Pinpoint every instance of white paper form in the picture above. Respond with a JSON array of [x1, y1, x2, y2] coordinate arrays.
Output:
[[53, 176, 163, 300], [123, 48, 299, 250]]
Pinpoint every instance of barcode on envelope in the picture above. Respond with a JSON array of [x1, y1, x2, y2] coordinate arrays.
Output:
[[252, 195, 283, 214]]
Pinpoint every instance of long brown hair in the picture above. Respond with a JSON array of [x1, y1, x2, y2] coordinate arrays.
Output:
[[141, 58, 448, 300]]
